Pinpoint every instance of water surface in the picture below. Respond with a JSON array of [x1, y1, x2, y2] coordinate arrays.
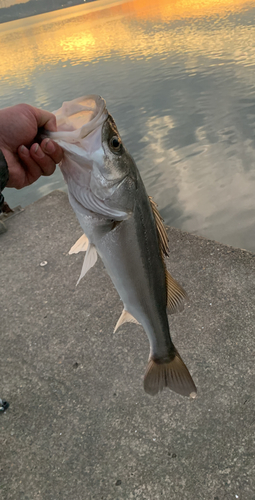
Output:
[[1, 0, 255, 251]]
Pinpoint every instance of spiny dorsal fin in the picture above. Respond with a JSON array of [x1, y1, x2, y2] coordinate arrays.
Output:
[[69, 234, 89, 254], [149, 196, 169, 257], [114, 309, 140, 333], [166, 270, 188, 314]]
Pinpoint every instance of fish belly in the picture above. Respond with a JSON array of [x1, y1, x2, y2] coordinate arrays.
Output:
[[93, 211, 173, 359]]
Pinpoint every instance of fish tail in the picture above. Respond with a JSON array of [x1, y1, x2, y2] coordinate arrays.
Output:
[[143, 350, 197, 398]]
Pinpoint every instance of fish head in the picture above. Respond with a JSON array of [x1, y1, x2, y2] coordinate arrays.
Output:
[[51, 95, 138, 219], [90, 114, 138, 206]]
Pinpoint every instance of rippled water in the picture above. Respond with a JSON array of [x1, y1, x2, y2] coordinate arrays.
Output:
[[1, 0, 255, 251]]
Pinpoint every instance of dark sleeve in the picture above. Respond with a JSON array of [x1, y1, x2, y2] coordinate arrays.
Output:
[[0, 150, 9, 211]]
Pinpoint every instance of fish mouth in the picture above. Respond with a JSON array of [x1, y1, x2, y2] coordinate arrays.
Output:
[[49, 95, 108, 143]]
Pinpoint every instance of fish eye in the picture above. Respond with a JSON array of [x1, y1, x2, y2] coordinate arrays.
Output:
[[109, 136, 122, 153]]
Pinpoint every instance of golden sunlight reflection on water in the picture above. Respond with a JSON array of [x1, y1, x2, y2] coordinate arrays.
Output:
[[1, 0, 255, 251], [0, 0, 254, 83]]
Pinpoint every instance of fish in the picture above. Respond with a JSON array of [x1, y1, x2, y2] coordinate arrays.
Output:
[[49, 95, 197, 398]]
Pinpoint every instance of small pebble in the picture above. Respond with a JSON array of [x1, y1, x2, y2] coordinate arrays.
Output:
[[40, 261, 48, 267]]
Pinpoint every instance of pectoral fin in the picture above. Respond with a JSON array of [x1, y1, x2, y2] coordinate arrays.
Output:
[[166, 270, 188, 314], [69, 234, 89, 254], [76, 243, 97, 285], [114, 309, 140, 333]]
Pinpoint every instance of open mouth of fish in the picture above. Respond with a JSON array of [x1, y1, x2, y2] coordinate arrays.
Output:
[[50, 94, 108, 143]]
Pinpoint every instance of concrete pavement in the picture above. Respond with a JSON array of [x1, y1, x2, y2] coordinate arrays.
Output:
[[0, 190, 254, 500]]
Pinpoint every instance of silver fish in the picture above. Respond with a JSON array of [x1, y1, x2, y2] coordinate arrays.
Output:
[[50, 95, 197, 398]]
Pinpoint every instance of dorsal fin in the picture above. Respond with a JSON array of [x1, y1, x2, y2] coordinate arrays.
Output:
[[149, 196, 169, 257], [166, 270, 188, 314], [149, 196, 188, 313], [114, 309, 140, 333]]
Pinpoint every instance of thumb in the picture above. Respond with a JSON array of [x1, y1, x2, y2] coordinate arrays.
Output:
[[32, 107, 57, 132]]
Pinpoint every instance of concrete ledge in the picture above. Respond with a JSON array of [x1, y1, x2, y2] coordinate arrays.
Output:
[[0, 190, 254, 499]]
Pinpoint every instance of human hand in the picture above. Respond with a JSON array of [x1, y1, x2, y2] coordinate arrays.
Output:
[[0, 103, 63, 189]]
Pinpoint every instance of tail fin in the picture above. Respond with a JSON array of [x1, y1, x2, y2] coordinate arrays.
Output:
[[144, 351, 197, 398]]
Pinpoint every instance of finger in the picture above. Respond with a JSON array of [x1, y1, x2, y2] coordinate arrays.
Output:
[[29, 143, 56, 176], [18, 145, 44, 185], [40, 138, 64, 164], [33, 107, 57, 132]]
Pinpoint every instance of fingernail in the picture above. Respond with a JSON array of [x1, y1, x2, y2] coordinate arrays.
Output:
[[44, 139, 55, 154], [20, 145, 29, 156], [33, 143, 44, 158]]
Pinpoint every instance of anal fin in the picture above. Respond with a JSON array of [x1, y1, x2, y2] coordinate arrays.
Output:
[[114, 309, 140, 333]]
